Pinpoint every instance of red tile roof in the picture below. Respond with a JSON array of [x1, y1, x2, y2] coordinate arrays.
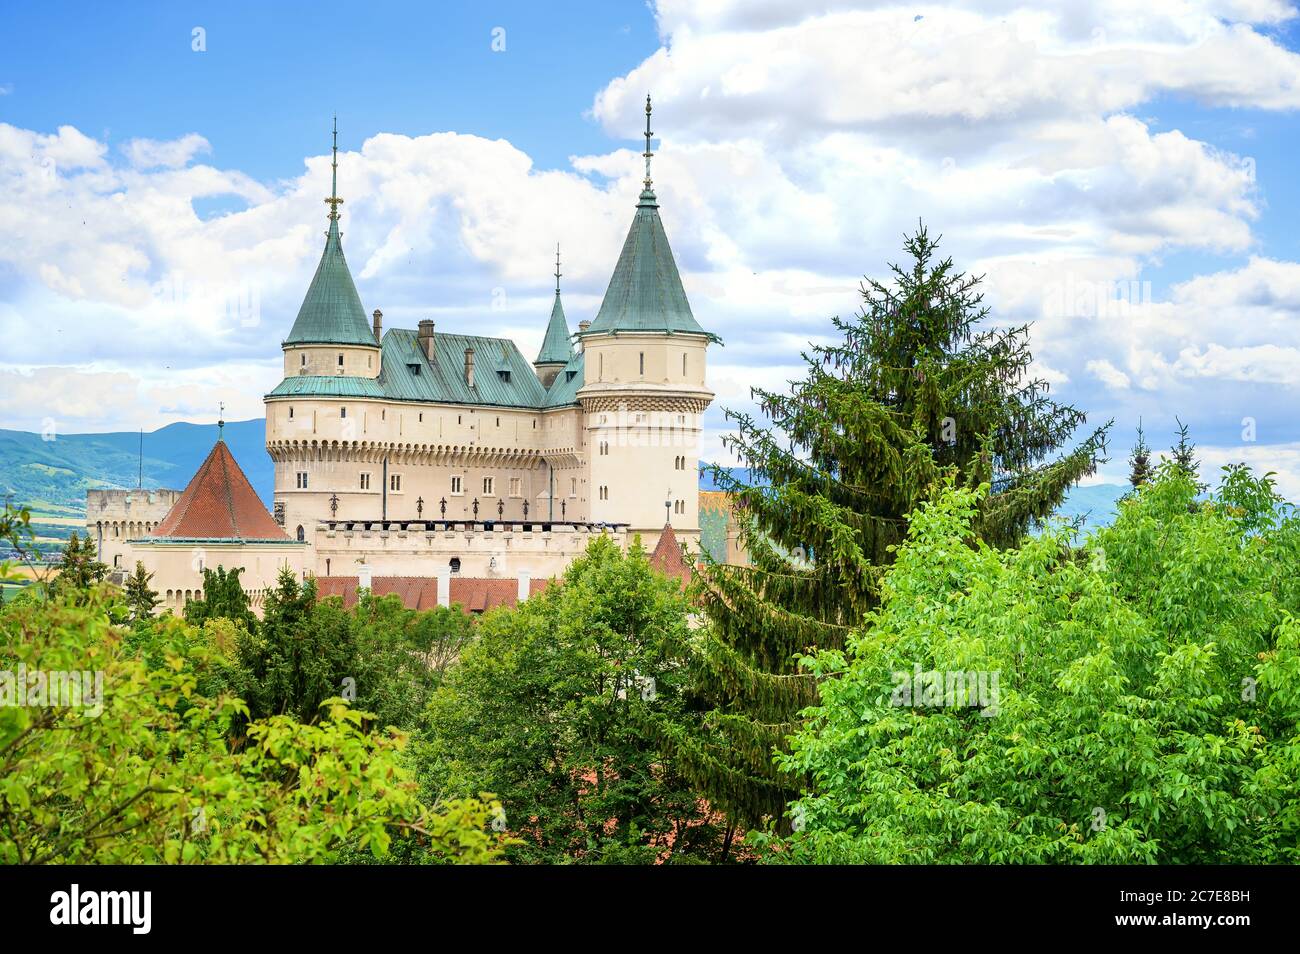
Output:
[[315, 575, 549, 613], [649, 523, 691, 585], [151, 439, 289, 541]]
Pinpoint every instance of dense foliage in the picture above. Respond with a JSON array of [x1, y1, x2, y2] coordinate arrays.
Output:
[[768, 465, 1300, 863], [414, 537, 734, 863], [690, 227, 1109, 827]]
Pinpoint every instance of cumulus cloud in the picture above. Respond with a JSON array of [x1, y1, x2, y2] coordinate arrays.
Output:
[[122, 133, 212, 170]]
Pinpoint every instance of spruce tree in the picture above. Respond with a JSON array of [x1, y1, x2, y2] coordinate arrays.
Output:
[[184, 565, 257, 632], [1128, 421, 1153, 489], [681, 225, 1110, 828], [51, 533, 108, 599], [1171, 417, 1200, 477], [123, 561, 159, 619]]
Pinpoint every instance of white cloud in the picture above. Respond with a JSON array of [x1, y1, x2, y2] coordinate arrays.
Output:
[[122, 133, 212, 170]]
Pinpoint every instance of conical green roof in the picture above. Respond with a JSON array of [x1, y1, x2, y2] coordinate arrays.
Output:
[[535, 292, 574, 365], [284, 214, 376, 347], [584, 188, 708, 338]]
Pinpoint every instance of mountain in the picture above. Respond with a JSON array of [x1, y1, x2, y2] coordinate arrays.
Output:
[[0, 420, 272, 513]]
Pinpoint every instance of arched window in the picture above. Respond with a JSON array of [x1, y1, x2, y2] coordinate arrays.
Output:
[[296, 525, 305, 542], [449, 557, 462, 574]]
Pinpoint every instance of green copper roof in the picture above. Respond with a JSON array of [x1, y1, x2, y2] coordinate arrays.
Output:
[[535, 293, 575, 365], [542, 352, 584, 408], [584, 188, 710, 338], [284, 217, 378, 347], [266, 328, 584, 409]]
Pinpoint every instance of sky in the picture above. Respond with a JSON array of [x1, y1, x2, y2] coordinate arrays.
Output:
[[2, 0, 1300, 495]]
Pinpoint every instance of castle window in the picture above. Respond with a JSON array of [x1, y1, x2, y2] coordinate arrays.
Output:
[[570, 478, 577, 497], [390, 474, 402, 492], [360, 473, 370, 490], [289, 407, 294, 419], [338, 353, 344, 367], [449, 557, 462, 574], [408, 363, 421, 375], [296, 525, 305, 542], [451, 476, 463, 495], [419, 413, 423, 422], [683, 353, 687, 376], [301, 354, 307, 366], [496, 416, 500, 427], [381, 409, 385, 421], [483, 476, 494, 495], [296, 472, 308, 489], [340, 407, 346, 418], [509, 477, 521, 497], [639, 352, 645, 375], [498, 370, 510, 383]]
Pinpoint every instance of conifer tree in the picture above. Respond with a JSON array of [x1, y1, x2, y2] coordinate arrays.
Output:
[[51, 533, 108, 599], [123, 560, 159, 619], [184, 565, 257, 633], [681, 225, 1110, 828], [1128, 421, 1153, 489], [1171, 417, 1200, 477]]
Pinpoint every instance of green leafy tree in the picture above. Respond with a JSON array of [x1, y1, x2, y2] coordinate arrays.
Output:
[[123, 560, 159, 620], [415, 536, 730, 863], [1128, 421, 1153, 489], [689, 225, 1109, 828], [766, 465, 1300, 863], [184, 565, 257, 632], [0, 583, 508, 864]]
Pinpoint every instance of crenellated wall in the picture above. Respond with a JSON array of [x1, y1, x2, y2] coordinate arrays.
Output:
[[85, 488, 183, 570]]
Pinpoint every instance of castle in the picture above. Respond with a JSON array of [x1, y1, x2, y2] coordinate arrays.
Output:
[[89, 102, 716, 613]]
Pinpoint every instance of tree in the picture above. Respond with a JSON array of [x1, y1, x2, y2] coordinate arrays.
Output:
[[1127, 420, 1153, 489], [123, 561, 159, 620], [184, 565, 257, 633], [688, 225, 1109, 828], [233, 568, 353, 723], [765, 465, 1300, 863], [0, 581, 509, 864], [50, 533, 108, 599], [1171, 416, 1202, 484], [414, 536, 730, 863]]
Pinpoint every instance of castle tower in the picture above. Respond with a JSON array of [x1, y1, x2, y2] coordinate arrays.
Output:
[[578, 96, 716, 548], [534, 244, 574, 389]]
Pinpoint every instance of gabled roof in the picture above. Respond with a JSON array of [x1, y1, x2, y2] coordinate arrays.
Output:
[[151, 440, 289, 542], [284, 217, 378, 348], [583, 188, 710, 338], [649, 522, 692, 585], [536, 293, 575, 366]]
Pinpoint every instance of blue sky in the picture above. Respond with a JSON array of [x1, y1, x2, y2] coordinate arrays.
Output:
[[3, 0, 1300, 495]]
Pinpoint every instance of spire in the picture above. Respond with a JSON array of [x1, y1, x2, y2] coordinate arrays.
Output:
[[326, 114, 343, 222], [217, 401, 225, 442], [284, 120, 376, 348], [643, 94, 654, 193], [583, 97, 712, 339], [536, 245, 575, 367]]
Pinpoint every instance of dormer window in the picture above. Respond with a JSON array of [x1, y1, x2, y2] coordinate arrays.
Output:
[[566, 370, 577, 381], [407, 363, 421, 375], [498, 369, 510, 383]]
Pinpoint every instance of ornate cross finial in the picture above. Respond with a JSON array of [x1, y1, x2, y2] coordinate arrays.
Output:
[[643, 94, 654, 190], [554, 242, 562, 296], [325, 115, 344, 220]]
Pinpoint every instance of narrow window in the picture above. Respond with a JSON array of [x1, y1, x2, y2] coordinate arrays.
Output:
[[639, 352, 645, 375], [338, 353, 344, 367], [340, 407, 347, 419]]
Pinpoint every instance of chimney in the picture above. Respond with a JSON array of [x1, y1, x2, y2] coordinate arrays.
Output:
[[372, 309, 383, 341], [464, 347, 475, 389], [517, 569, 531, 604], [418, 319, 435, 360], [577, 320, 591, 353], [436, 566, 451, 608]]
